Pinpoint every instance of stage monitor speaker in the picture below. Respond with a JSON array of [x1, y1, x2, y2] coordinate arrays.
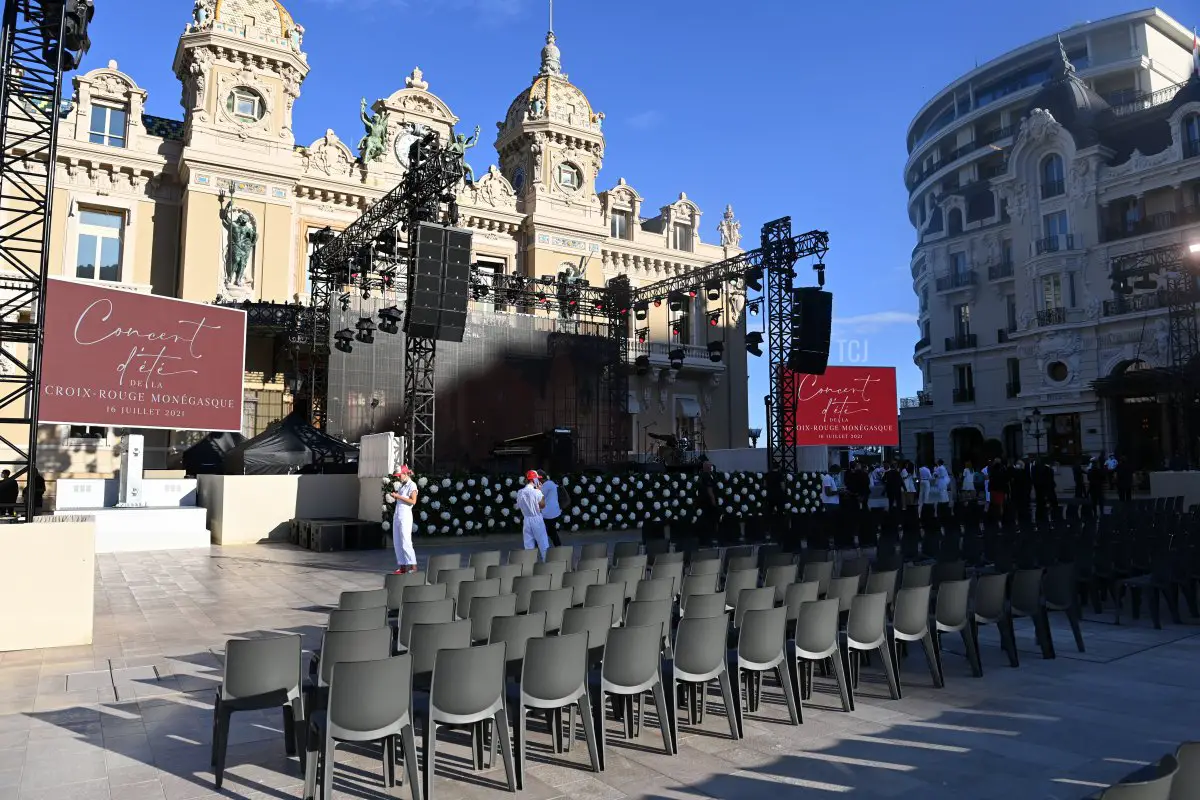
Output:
[[403, 222, 474, 343], [788, 287, 832, 375]]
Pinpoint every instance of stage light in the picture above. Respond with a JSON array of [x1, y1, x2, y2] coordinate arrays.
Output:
[[633, 301, 649, 321], [746, 331, 764, 357], [636, 328, 648, 344], [707, 341, 724, 363], [668, 291, 684, 312], [378, 306, 402, 335], [687, 288, 698, 298], [472, 283, 490, 300], [355, 317, 376, 345], [338, 293, 351, 311], [540, 275, 555, 285], [653, 298, 662, 307], [334, 328, 355, 353], [705, 279, 722, 302], [536, 291, 547, 303], [744, 266, 763, 292], [671, 324, 680, 337], [668, 348, 685, 370], [707, 311, 721, 327], [748, 299, 761, 316], [635, 355, 651, 375], [362, 288, 371, 300], [1190, 242, 1200, 254]]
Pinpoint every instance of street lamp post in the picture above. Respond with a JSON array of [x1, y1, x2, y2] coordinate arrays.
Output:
[[748, 427, 762, 448], [1024, 407, 1045, 459]]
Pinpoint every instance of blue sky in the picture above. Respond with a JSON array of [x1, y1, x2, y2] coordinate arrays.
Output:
[[88, 0, 1193, 433]]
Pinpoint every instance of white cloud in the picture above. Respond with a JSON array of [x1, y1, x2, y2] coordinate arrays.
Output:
[[832, 310, 918, 334], [627, 110, 663, 130]]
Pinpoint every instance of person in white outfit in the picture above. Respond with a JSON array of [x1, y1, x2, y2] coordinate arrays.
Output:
[[516, 470, 550, 559], [389, 464, 418, 574], [918, 463, 934, 516], [934, 459, 951, 507]]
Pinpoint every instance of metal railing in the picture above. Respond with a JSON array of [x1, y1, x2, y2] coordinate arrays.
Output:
[[1106, 82, 1186, 118], [1103, 291, 1164, 317], [1037, 307, 1067, 326], [1035, 234, 1076, 255], [914, 337, 930, 353], [935, 269, 976, 292], [996, 327, 1013, 344], [900, 391, 934, 409], [952, 387, 975, 403], [945, 334, 977, 351], [988, 260, 1014, 280], [1103, 207, 1200, 243]]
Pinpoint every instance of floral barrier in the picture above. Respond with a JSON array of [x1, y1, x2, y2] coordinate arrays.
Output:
[[380, 471, 825, 537]]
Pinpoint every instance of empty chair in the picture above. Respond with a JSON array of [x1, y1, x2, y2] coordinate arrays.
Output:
[[314, 628, 392, 690], [1170, 741, 1199, 800], [801, 560, 834, 597], [693, 548, 722, 567], [901, 563, 933, 589], [530, 587, 573, 634], [507, 548, 538, 576], [645, 539, 672, 560], [973, 572, 1018, 668], [933, 579, 982, 678], [403, 582, 449, 605], [408, 618, 472, 690], [679, 572, 719, 605], [1099, 753, 1179, 800], [535, 559, 567, 590], [613, 541, 642, 563], [458, 578, 501, 619], [595, 624, 674, 770], [635, 577, 674, 603], [931, 559, 965, 589], [470, 550, 502, 580], [385, 570, 426, 614], [303, 655, 419, 800], [561, 604, 614, 663], [490, 611, 547, 676], [339, 588, 388, 611], [486, 563, 523, 595], [726, 555, 758, 574], [435, 568, 477, 610], [864, 569, 899, 610], [733, 586, 775, 631], [826, 576, 859, 616], [327, 606, 387, 633], [625, 598, 673, 655], [666, 614, 739, 745], [733, 605, 800, 732], [579, 542, 609, 562], [398, 598, 455, 652], [783, 581, 821, 636], [515, 634, 600, 790], [609, 565, 644, 602], [1043, 562, 1086, 654], [840, 556, 869, 581], [763, 552, 796, 570], [651, 550, 685, 566], [617, 553, 649, 573], [764, 564, 799, 605], [688, 558, 722, 577], [723, 568, 760, 610], [212, 634, 304, 789], [890, 585, 942, 691], [842, 593, 901, 706], [790, 598, 852, 713], [584, 582, 626, 626], [1010, 568, 1054, 660], [651, 560, 684, 601], [513, 574, 553, 614], [426, 553, 462, 583], [563, 569, 601, 607], [425, 642, 516, 800], [681, 590, 727, 620], [468, 593, 517, 644], [576, 557, 609, 584]]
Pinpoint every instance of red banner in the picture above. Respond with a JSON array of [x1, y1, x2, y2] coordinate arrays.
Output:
[[781, 366, 899, 446], [39, 279, 247, 432]]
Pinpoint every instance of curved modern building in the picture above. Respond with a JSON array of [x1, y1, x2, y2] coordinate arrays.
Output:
[[899, 8, 1200, 470]]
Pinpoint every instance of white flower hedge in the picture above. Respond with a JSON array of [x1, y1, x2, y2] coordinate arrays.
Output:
[[381, 471, 824, 537]]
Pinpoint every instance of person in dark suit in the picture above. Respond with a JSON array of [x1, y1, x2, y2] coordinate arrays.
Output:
[[1087, 458, 1106, 513], [1033, 459, 1058, 519], [0, 470, 17, 516], [1116, 455, 1134, 503], [883, 462, 903, 512], [20, 467, 45, 513]]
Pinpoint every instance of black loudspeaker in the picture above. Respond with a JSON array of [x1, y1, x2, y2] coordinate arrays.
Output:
[[403, 223, 473, 342], [789, 287, 832, 375]]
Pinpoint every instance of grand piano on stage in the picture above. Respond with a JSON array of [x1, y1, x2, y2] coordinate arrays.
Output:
[[490, 428, 576, 474]]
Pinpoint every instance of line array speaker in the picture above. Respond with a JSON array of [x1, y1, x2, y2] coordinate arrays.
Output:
[[788, 287, 832, 375], [404, 222, 473, 342]]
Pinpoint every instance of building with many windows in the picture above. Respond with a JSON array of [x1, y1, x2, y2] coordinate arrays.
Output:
[[899, 8, 1200, 470], [11, 0, 750, 478]]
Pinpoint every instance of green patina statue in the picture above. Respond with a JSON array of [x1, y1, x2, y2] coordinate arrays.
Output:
[[448, 125, 480, 183], [358, 98, 390, 163], [219, 187, 257, 287]]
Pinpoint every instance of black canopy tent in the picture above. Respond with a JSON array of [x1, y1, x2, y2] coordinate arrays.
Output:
[[222, 411, 359, 475], [180, 432, 246, 475]]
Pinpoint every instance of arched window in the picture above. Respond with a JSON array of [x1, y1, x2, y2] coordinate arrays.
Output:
[[1040, 154, 1065, 199], [1184, 113, 1200, 158]]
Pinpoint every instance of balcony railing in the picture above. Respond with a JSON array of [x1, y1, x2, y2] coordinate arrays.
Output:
[[1187, 139, 1200, 160], [988, 260, 1014, 280], [1103, 291, 1164, 317], [979, 125, 1013, 147], [627, 340, 719, 368], [949, 141, 977, 161], [1103, 207, 1200, 243], [1006, 381, 1020, 399], [914, 337, 931, 353], [1106, 81, 1186, 118], [952, 387, 975, 403], [945, 334, 977, 351], [1036, 307, 1067, 326], [935, 269, 976, 292], [1040, 179, 1065, 199], [996, 327, 1015, 344], [900, 391, 934, 409], [1035, 234, 1076, 255]]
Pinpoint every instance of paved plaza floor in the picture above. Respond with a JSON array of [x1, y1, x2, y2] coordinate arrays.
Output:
[[0, 538, 1196, 800]]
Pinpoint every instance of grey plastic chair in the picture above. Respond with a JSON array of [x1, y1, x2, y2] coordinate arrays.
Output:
[[625, 598, 673, 657], [579, 543, 609, 562], [398, 598, 455, 652], [890, 585, 942, 692], [435, 568, 477, 610], [651, 550, 685, 567], [468, 593, 517, 644], [617, 553, 649, 573], [802, 560, 834, 597], [385, 570, 427, 613], [516, 634, 600, 789], [576, 557, 609, 584], [1011, 568, 1054, 660], [826, 576, 859, 616], [403, 582, 449, 605], [563, 568, 601, 607], [457, 578, 501, 620], [727, 555, 758, 574], [507, 548, 538, 576], [546, 545, 575, 565], [723, 568, 760, 610], [901, 563, 933, 589], [529, 587, 573, 634], [425, 642, 516, 800], [513, 573, 552, 614], [973, 572, 1019, 668], [408, 619, 472, 690], [864, 570, 899, 610], [1043, 562, 1086, 654], [486, 563, 523, 595], [470, 550, 502, 581], [842, 592, 901, 705], [682, 590, 727, 620], [790, 598, 852, 712], [689, 558, 722, 577], [339, 588, 388, 611], [667, 614, 739, 746], [327, 606, 387, 633], [931, 559, 966, 589], [651, 560, 684, 600], [303, 655, 420, 800], [933, 579, 982, 678], [840, 555, 870, 581], [534, 560, 567, 590], [490, 611, 547, 676], [585, 582, 626, 626], [315, 628, 392, 690], [212, 634, 304, 790], [784, 581, 821, 636], [764, 564, 799, 605], [1099, 753, 1179, 799], [733, 605, 800, 732], [680, 572, 719, 605], [613, 541, 642, 563], [1169, 742, 1199, 800], [609, 565, 644, 602], [426, 553, 462, 584], [635, 577, 674, 603], [733, 587, 776, 631], [561, 604, 614, 664], [763, 552, 796, 570], [596, 624, 673, 770]]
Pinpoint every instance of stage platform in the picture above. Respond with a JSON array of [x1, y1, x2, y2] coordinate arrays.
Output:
[[66, 507, 211, 554]]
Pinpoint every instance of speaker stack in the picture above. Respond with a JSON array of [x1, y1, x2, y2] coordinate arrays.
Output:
[[404, 222, 473, 343], [788, 286, 833, 375]]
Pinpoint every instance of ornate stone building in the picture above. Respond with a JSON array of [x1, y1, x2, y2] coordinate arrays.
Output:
[[27, 0, 748, 476], [899, 8, 1200, 470]]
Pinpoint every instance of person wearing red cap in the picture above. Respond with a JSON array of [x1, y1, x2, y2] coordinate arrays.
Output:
[[389, 464, 419, 573], [516, 469, 549, 559]]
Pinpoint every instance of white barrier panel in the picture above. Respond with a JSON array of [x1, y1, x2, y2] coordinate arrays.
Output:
[[56, 478, 198, 510], [359, 433, 402, 479]]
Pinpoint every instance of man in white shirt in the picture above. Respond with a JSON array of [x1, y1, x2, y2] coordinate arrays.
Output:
[[539, 470, 563, 547], [821, 465, 841, 507], [516, 469, 550, 559]]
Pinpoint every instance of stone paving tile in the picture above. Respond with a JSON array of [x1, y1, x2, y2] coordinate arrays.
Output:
[[0, 539, 1198, 799]]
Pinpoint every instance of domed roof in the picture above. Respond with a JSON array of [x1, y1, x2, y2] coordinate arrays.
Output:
[[1024, 37, 1109, 147], [213, 0, 296, 39], [501, 31, 602, 136]]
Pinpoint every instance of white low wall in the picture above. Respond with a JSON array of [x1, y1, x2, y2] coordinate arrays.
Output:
[[55, 478, 198, 510], [704, 447, 829, 473], [0, 519, 94, 652], [197, 474, 361, 545]]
